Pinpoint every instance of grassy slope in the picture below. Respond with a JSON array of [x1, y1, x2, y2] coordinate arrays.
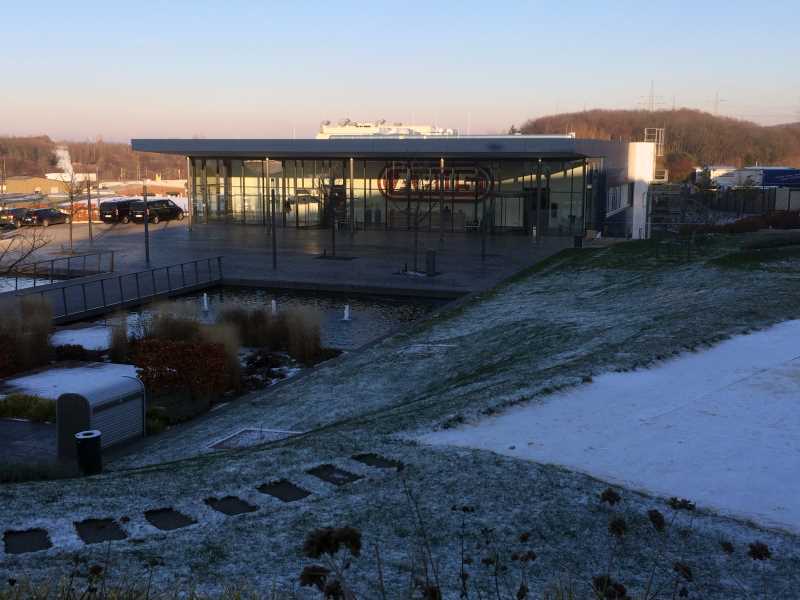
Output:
[[3, 235, 800, 597]]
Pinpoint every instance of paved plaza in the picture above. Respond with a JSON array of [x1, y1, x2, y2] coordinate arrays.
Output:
[[17, 221, 569, 296]]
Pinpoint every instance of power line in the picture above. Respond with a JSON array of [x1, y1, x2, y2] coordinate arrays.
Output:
[[638, 80, 665, 111], [712, 91, 727, 115]]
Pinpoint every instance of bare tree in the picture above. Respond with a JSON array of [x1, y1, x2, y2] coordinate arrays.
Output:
[[0, 228, 50, 276], [55, 171, 81, 253]]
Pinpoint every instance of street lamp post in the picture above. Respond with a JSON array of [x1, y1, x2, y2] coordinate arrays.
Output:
[[86, 177, 93, 245], [270, 188, 277, 269], [143, 182, 150, 266]]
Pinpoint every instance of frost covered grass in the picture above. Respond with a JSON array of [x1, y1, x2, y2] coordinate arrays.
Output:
[[3, 237, 800, 596], [1, 436, 798, 598]]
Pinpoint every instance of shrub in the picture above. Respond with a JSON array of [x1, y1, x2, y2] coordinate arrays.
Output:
[[145, 406, 170, 434], [284, 307, 322, 364], [599, 488, 621, 506], [202, 323, 242, 391], [748, 541, 771, 560], [53, 344, 90, 361], [0, 394, 56, 422], [0, 296, 53, 377], [219, 304, 323, 363], [146, 309, 202, 343], [109, 320, 130, 363], [219, 305, 273, 347], [132, 338, 231, 407], [269, 311, 291, 351]]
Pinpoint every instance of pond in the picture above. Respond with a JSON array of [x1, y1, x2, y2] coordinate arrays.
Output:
[[97, 286, 447, 350]]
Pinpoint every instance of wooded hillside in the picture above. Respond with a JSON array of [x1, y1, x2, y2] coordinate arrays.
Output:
[[0, 136, 185, 180], [518, 109, 800, 174], [0, 136, 59, 176]]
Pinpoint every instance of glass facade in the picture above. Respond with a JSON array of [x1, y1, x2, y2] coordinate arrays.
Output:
[[190, 157, 597, 235]]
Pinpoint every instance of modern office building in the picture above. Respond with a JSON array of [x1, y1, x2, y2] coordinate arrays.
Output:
[[131, 134, 655, 239]]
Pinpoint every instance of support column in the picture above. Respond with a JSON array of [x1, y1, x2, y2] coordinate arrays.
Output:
[[240, 161, 246, 224], [221, 160, 228, 222], [492, 161, 499, 235], [545, 169, 551, 234], [450, 169, 455, 233], [186, 156, 194, 232], [294, 160, 299, 229], [202, 159, 209, 224], [270, 184, 277, 269], [581, 158, 588, 234], [281, 162, 287, 227], [363, 160, 368, 230], [406, 161, 412, 230], [536, 159, 542, 243], [569, 162, 575, 235], [260, 159, 266, 227], [384, 161, 389, 231], [427, 167, 432, 231], [348, 157, 355, 233], [524, 163, 533, 234], [480, 172, 486, 262], [265, 158, 271, 233], [439, 157, 445, 243]]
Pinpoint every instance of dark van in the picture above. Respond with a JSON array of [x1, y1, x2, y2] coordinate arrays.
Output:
[[99, 199, 133, 224], [130, 199, 185, 224]]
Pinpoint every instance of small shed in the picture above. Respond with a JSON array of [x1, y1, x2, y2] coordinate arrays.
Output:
[[57, 374, 145, 459], [1, 362, 143, 459]]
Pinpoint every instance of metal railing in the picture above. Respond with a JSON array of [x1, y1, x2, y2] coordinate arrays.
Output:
[[37, 256, 223, 320], [9, 250, 115, 291]]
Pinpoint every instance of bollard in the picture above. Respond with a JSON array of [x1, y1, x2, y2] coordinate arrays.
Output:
[[75, 430, 102, 476]]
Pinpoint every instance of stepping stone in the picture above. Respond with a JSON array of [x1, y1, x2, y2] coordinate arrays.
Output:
[[205, 496, 258, 516], [74, 518, 127, 545], [144, 508, 196, 531], [257, 479, 312, 503], [352, 453, 405, 470], [3, 529, 52, 554], [307, 464, 363, 486]]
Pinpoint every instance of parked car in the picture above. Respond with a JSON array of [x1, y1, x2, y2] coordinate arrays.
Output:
[[99, 199, 133, 224], [130, 199, 184, 224], [22, 208, 70, 227], [0, 207, 30, 229]]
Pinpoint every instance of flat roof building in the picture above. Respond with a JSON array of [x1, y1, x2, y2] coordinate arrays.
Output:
[[131, 135, 655, 240]]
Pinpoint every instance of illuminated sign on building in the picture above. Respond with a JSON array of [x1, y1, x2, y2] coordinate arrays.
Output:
[[378, 162, 493, 201]]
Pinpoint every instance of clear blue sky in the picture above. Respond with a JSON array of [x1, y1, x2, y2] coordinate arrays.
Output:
[[2, 0, 798, 141]]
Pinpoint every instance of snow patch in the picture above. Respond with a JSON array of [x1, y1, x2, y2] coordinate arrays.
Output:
[[51, 326, 111, 351], [3, 363, 138, 400], [422, 320, 800, 534]]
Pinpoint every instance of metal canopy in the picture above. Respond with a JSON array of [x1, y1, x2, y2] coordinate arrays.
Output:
[[131, 136, 625, 161]]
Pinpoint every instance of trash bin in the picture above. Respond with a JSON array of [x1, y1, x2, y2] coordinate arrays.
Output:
[[425, 250, 437, 276], [573, 235, 583, 248], [75, 430, 103, 475]]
